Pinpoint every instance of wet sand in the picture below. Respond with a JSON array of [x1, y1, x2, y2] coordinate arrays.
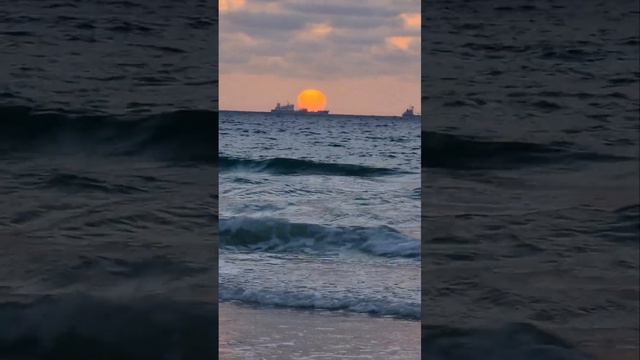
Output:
[[219, 302, 420, 359]]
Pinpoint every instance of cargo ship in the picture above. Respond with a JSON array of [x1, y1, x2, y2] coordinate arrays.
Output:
[[401, 106, 420, 119], [271, 102, 329, 115]]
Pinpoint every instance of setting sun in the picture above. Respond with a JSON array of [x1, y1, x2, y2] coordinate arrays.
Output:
[[297, 89, 327, 112]]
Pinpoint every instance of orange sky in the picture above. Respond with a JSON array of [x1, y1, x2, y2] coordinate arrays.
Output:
[[220, 0, 420, 116]]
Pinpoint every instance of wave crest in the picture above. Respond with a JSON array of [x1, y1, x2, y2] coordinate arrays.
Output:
[[423, 131, 629, 170], [0, 295, 216, 360], [220, 217, 420, 258], [220, 156, 405, 176], [423, 322, 592, 360], [0, 105, 217, 163], [220, 286, 420, 320]]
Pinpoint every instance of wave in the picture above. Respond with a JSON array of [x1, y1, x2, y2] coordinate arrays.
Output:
[[604, 203, 640, 243], [220, 217, 420, 258], [0, 105, 217, 163], [423, 131, 630, 170], [219, 156, 405, 176], [42, 173, 147, 194], [219, 286, 420, 320], [0, 295, 216, 360], [423, 322, 593, 360]]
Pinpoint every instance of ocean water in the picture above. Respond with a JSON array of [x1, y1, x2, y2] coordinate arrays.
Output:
[[219, 111, 421, 352], [2, 0, 638, 359], [0, 0, 217, 113], [1, 1, 218, 359], [422, 0, 639, 359]]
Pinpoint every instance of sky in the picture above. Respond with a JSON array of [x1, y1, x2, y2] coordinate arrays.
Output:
[[220, 0, 421, 116]]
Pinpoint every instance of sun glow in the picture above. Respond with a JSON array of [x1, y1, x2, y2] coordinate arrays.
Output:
[[297, 89, 327, 112]]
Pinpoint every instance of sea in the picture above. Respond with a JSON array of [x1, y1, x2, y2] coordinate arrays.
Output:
[[1, 0, 638, 359], [1, 0, 218, 359], [423, 0, 639, 359], [218, 111, 421, 358]]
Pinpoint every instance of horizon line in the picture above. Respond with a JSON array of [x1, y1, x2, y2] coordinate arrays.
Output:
[[218, 109, 421, 118]]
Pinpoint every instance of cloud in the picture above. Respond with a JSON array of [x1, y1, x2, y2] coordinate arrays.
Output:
[[220, 0, 420, 80], [294, 23, 333, 42], [309, 23, 332, 37], [219, 0, 246, 12], [231, 32, 258, 46], [386, 36, 414, 51], [222, 11, 307, 32], [400, 13, 421, 29], [286, 2, 399, 17]]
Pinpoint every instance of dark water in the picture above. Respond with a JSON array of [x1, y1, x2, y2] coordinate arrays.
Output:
[[2, 0, 638, 358], [1, 1, 217, 359], [423, 0, 639, 358], [219, 112, 421, 320], [0, 0, 217, 113]]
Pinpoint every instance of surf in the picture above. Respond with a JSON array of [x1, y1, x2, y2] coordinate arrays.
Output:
[[0, 105, 218, 163], [220, 217, 420, 259], [219, 156, 408, 177]]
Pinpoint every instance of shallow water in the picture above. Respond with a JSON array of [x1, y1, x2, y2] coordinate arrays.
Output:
[[219, 111, 421, 358], [220, 303, 420, 360]]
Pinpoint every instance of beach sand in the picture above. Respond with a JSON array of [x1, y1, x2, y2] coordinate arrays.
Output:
[[219, 302, 420, 359]]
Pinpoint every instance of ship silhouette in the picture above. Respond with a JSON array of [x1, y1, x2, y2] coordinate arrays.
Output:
[[271, 102, 329, 115], [401, 106, 420, 119]]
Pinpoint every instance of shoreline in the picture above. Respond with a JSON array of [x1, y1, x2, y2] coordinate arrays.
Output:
[[219, 302, 420, 359]]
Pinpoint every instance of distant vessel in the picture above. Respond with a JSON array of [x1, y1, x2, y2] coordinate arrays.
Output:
[[401, 106, 420, 119], [271, 102, 329, 115], [271, 102, 295, 113]]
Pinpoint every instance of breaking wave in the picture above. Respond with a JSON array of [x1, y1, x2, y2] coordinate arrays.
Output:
[[219, 156, 406, 176], [220, 217, 420, 259], [0, 105, 217, 163], [0, 295, 216, 360], [423, 322, 593, 360], [220, 286, 420, 320]]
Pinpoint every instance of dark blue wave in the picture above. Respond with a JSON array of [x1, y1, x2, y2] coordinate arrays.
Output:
[[0, 105, 218, 163], [422, 131, 630, 170], [423, 322, 593, 360], [219, 156, 407, 176], [0, 295, 216, 360], [220, 217, 420, 258]]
